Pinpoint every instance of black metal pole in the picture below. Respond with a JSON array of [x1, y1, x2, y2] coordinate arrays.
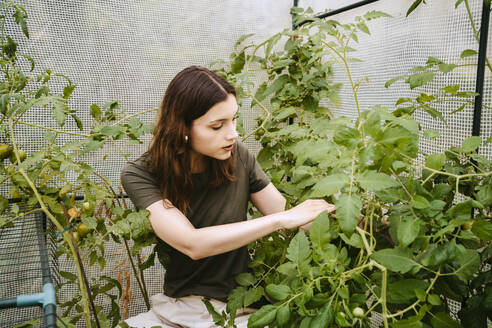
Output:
[[296, 0, 380, 27], [472, 0, 491, 137]]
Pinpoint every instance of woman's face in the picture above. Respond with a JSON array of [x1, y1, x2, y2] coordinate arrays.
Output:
[[188, 94, 239, 171]]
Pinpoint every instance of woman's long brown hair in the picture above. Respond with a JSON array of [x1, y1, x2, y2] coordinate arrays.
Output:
[[145, 66, 236, 214]]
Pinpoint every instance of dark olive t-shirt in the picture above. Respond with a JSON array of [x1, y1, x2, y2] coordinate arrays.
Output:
[[120, 141, 270, 301]]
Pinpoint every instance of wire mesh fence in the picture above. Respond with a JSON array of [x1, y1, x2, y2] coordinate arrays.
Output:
[[0, 0, 491, 326]]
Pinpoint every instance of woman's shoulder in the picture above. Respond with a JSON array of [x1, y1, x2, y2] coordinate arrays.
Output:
[[121, 153, 152, 178], [234, 140, 252, 167]]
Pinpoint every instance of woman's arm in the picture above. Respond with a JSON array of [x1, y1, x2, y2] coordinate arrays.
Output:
[[147, 198, 334, 260], [250, 182, 286, 215]]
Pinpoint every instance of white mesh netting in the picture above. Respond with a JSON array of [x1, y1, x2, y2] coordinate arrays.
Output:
[[1, 0, 491, 326]]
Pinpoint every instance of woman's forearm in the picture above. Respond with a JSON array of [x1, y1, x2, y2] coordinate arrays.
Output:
[[185, 213, 283, 260], [148, 199, 333, 260]]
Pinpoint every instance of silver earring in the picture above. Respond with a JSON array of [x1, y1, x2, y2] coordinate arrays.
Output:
[[185, 135, 188, 143]]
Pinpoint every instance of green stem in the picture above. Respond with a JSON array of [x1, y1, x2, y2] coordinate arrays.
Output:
[[16, 120, 90, 137], [370, 260, 389, 328], [464, 0, 492, 73], [122, 238, 151, 310], [241, 92, 271, 141], [112, 107, 158, 126], [356, 227, 373, 256]]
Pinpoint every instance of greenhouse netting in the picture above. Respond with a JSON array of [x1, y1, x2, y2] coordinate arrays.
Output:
[[0, 0, 491, 327]]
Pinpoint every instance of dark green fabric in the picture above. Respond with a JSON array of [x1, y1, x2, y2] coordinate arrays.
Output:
[[120, 141, 270, 301]]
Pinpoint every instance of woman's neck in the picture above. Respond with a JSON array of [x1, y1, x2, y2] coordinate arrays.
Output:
[[189, 150, 206, 174]]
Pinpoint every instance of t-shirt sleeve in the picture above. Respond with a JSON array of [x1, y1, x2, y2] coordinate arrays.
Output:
[[236, 142, 271, 194], [120, 157, 163, 210]]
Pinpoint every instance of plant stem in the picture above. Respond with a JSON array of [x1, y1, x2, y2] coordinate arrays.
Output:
[[464, 0, 492, 73], [356, 227, 373, 256], [16, 120, 90, 137], [122, 238, 150, 309], [241, 93, 271, 141], [112, 107, 158, 126], [370, 260, 389, 328], [136, 253, 150, 310]]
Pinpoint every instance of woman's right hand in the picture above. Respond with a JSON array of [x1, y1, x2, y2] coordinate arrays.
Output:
[[280, 199, 335, 230]]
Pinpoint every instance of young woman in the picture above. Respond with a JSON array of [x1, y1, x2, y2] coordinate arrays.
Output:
[[121, 66, 335, 328]]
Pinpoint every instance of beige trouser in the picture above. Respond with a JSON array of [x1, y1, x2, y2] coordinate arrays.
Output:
[[124, 293, 255, 328]]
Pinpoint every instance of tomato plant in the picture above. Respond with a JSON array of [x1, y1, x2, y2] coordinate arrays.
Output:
[[0, 2, 157, 327], [210, 5, 492, 328]]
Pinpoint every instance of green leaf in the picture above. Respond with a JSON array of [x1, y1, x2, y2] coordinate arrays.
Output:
[[364, 10, 392, 20], [430, 312, 462, 328], [53, 102, 67, 126], [423, 129, 441, 139], [13, 8, 29, 38], [90, 104, 102, 119], [244, 286, 264, 307], [388, 279, 429, 304], [335, 193, 362, 234], [257, 147, 274, 169], [461, 136, 481, 152], [286, 231, 311, 265], [385, 75, 405, 88], [277, 262, 297, 276], [450, 104, 466, 115], [477, 185, 492, 206], [81, 216, 97, 229], [63, 84, 75, 99], [438, 63, 457, 73], [441, 84, 460, 94], [60, 270, 77, 281], [397, 217, 420, 247], [471, 220, 492, 241], [455, 0, 465, 8], [247, 305, 277, 328], [127, 210, 152, 239], [276, 304, 290, 326], [356, 171, 398, 192], [454, 249, 480, 282], [412, 195, 430, 209], [406, 71, 435, 89], [235, 33, 254, 47], [100, 125, 125, 138], [231, 51, 245, 74], [356, 22, 370, 34], [310, 304, 333, 327], [309, 211, 332, 250], [371, 248, 420, 274], [406, 0, 423, 17], [310, 174, 349, 197], [264, 75, 289, 98], [460, 49, 477, 58], [226, 286, 247, 313], [485, 134, 492, 146], [202, 299, 225, 326], [426, 153, 446, 170], [390, 316, 423, 328], [2, 36, 17, 58], [428, 294, 441, 306], [236, 272, 256, 287]]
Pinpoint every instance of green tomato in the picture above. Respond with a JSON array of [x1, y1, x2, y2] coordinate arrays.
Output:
[[0, 144, 12, 160], [352, 307, 365, 318], [9, 149, 26, 163], [82, 201, 95, 215], [77, 222, 92, 237], [58, 184, 72, 198]]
